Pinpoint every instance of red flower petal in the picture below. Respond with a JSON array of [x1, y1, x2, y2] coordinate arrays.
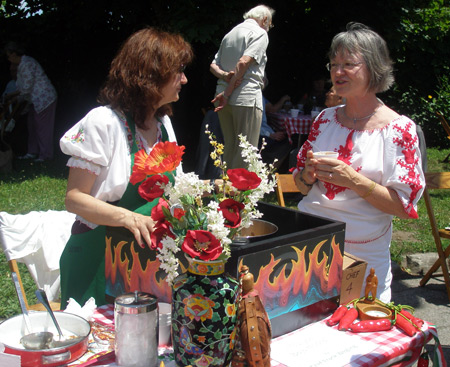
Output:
[[228, 168, 261, 190]]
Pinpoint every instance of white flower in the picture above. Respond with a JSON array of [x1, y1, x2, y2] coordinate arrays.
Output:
[[148, 134, 276, 286]]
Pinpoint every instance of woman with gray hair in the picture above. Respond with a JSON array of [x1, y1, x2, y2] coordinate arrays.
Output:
[[292, 23, 425, 302]]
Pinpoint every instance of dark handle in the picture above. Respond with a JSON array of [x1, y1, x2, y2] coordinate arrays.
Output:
[[35, 289, 64, 339]]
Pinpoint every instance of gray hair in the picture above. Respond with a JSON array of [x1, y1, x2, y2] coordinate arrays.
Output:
[[243, 5, 275, 23], [328, 22, 394, 93]]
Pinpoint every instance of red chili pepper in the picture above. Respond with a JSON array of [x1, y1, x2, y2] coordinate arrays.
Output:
[[400, 309, 424, 329], [326, 305, 348, 326], [417, 350, 429, 367], [395, 311, 417, 336], [338, 307, 358, 331], [348, 319, 393, 333]]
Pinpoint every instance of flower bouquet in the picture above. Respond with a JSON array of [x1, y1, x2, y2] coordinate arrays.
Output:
[[130, 129, 276, 284]]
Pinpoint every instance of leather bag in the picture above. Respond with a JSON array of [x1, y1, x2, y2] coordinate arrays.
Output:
[[232, 266, 272, 367]]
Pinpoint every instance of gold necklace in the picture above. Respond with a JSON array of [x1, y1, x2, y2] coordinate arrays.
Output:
[[343, 100, 384, 124]]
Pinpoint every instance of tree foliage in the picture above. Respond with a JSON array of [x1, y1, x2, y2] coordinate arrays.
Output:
[[0, 0, 449, 160]]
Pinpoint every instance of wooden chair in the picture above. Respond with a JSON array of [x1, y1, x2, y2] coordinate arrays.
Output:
[[436, 112, 450, 163], [419, 172, 450, 302], [8, 259, 60, 311], [275, 173, 301, 207]]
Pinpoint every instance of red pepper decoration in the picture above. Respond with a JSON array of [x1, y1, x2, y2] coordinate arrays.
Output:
[[338, 307, 358, 331], [417, 350, 429, 367], [326, 305, 348, 326], [348, 319, 393, 333], [395, 311, 417, 336], [400, 309, 424, 329], [395, 308, 423, 336]]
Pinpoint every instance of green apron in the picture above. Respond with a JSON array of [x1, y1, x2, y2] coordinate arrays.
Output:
[[60, 116, 169, 309]]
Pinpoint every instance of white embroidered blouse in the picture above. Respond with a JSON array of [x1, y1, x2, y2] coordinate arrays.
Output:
[[60, 106, 179, 228], [294, 106, 425, 244]]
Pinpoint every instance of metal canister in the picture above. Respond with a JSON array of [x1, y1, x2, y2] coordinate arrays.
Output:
[[115, 291, 158, 367]]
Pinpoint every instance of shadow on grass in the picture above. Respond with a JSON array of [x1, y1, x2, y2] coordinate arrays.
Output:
[[0, 152, 69, 183]]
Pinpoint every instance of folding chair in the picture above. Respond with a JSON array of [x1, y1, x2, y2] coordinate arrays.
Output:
[[436, 112, 450, 163], [419, 172, 450, 302], [8, 258, 60, 311], [275, 173, 301, 207]]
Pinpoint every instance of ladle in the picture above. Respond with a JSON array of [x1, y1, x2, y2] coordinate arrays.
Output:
[[34, 289, 83, 348], [12, 272, 54, 350]]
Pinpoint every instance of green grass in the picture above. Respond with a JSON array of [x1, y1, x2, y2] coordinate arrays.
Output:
[[0, 148, 449, 318], [0, 155, 69, 318]]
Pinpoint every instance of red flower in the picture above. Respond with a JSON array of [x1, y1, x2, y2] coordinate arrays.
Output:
[[150, 221, 174, 250], [228, 168, 261, 190], [138, 175, 169, 201], [173, 207, 186, 220], [219, 198, 245, 228], [130, 142, 185, 184], [151, 198, 169, 222], [181, 230, 222, 261]]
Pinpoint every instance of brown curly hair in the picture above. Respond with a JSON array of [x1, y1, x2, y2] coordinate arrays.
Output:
[[98, 27, 193, 129]]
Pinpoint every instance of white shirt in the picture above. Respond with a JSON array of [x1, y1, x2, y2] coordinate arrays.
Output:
[[60, 106, 179, 228], [294, 106, 425, 302], [212, 19, 268, 110]]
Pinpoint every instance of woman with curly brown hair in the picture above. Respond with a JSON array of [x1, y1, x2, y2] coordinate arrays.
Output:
[[59, 27, 193, 308]]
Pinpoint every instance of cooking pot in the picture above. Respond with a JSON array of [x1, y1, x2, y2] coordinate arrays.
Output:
[[0, 311, 90, 367]]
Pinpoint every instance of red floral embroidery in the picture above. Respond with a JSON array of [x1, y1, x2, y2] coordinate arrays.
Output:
[[296, 114, 330, 168], [323, 131, 361, 199], [392, 121, 423, 218]]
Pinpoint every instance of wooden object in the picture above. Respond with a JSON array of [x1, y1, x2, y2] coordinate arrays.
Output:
[[419, 172, 450, 302], [8, 259, 60, 311], [356, 303, 393, 321], [363, 267, 378, 304], [275, 173, 300, 207], [436, 112, 450, 163]]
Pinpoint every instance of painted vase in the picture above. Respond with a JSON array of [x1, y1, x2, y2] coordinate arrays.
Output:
[[171, 257, 239, 367]]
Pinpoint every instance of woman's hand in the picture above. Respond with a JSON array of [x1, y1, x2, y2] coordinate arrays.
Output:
[[66, 167, 156, 247], [303, 150, 318, 183], [122, 212, 156, 249], [313, 155, 356, 187]]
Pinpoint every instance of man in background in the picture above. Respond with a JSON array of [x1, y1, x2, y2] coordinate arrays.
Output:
[[211, 4, 275, 168]]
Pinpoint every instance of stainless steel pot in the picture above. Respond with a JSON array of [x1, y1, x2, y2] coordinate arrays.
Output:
[[0, 311, 90, 367]]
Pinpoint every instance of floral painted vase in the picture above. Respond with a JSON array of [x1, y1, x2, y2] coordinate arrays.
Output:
[[171, 258, 239, 367]]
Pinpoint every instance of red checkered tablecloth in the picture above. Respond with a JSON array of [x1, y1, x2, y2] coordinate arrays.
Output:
[[87, 304, 445, 367], [267, 112, 312, 144]]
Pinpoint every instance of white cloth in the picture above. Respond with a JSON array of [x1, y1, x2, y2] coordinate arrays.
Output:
[[294, 106, 425, 302], [212, 18, 268, 110], [59, 106, 180, 229], [0, 210, 75, 301]]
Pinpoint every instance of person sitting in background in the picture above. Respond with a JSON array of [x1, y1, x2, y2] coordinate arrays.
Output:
[[293, 22, 425, 303], [58, 27, 193, 308], [259, 80, 293, 170], [324, 86, 344, 108]]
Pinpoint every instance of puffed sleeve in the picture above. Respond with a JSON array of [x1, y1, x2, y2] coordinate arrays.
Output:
[[383, 117, 425, 218], [60, 107, 120, 175]]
